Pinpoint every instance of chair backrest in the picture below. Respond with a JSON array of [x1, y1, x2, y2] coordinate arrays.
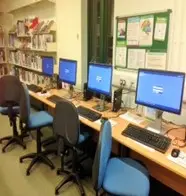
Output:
[[92, 121, 112, 191], [53, 99, 80, 146], [0, 75, 22, 107], [19, 83, 31, 124]]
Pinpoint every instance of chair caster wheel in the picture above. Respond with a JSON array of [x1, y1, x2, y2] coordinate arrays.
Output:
[[51, 166, 55, 170], [57, 169, 61, 175], [2, 149, 5, 153], [19, 159, 23, 163], [55, 190, 59, 195], [26, 171, 30, 176], [23, 146, 26, 150]]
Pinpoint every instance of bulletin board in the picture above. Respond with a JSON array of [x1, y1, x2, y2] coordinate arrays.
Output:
[[115, 9, 172, 70]]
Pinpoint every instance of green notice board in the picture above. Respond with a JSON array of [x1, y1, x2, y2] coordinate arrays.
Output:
[[115, 10, 171, 70]]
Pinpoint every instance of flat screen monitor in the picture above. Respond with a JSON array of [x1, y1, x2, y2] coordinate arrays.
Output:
[[59, 58, 77, 85], [136, 69, 185, 115], [87, 63, 113, 96], [42, 57, 54, 76]]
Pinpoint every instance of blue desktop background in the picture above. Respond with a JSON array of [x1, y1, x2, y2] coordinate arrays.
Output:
[[136, 70, 185, 114], [59, 59, 77, 85], [88, 64, 112, 96]]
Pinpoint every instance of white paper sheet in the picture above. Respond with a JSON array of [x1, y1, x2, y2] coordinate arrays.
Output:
[[127, 49, 146, 69], [154, 17, 167, 41], [127, 17, 140, 45], [146, 52, 167, 70], [115, 47, 127, 67]]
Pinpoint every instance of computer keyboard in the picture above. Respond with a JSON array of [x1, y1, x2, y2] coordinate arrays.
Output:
[[27, 84, 42, 93], [47, 95, 64, 104], [77, 106, 101, 122], [122, 124, 172, 153]]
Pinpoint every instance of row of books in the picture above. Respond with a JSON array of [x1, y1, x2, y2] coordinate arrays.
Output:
[[0, 66, 8, 77], [16, 18, 55, 36], [17, 68, 52, 87], [0, 25, 5, 47], [0, 49, 6, 63], [9, 51, 42, 72], [9, 34, 54, 51]]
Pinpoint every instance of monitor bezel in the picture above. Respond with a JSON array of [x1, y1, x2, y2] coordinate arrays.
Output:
[[87, 62, 113, 96], [135, 68, 185, 115], [59, 58, 77, 85], [42, 56, 54, 77]]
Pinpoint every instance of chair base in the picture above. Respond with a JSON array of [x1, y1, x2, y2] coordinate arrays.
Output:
[[19, 152, 55, 176], [55, 170, 85, 196], [0, 135, 26, 153]]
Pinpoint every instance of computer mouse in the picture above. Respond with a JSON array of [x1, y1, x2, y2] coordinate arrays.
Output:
[[171, 148, 180, 158], [41, 89, 47, 94]]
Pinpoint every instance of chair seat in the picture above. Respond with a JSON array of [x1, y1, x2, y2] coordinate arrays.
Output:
[[28, 111, 53, 129], [0, 106, 19, 115], [78, 132, 90, 144], [103, 158, 150, 196]]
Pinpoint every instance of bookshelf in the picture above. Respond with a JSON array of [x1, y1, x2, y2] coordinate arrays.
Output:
[[8, 18, 57, 87], [0, 25, 9, 77]]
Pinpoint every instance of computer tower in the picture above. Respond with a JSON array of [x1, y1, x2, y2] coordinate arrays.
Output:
[[112, 88, 122, 112], [83, 83, 93, 101]]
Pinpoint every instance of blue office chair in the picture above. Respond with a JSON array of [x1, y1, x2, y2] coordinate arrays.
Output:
[[19, 84, 55, 176], [92, 121, 150, 196], [0, 75, 26, 152]]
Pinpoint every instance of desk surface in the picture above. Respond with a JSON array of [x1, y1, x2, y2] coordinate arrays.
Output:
[[29, 89, 186, 180]]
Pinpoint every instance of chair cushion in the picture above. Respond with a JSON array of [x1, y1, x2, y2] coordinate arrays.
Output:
[[78, 131, 90, 144], [0, 106, 19, 115], [28, 111, 53, 129], [103, 157, 150, 196]]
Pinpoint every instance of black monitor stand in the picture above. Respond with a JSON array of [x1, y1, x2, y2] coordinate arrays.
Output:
[[148, 110, 165, 134], [93, 94, 109, 112]]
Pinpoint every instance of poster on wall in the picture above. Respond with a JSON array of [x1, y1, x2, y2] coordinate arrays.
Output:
[[139, 15, 154, 46], [145, 52, 167, 70], [127, 48, 146, 69], [117, 19, 127, 46], [154, 17, 167, 41], [127, 17, 140, 46], [115, 46, 127, 68]]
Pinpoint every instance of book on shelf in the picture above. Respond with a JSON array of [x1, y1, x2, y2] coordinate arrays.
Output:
[[9, 50, 42, 72], [0, 26, 5, 47], [0, 49, 5, 63], [32, 34, 53, 50], [17, 68, 52, 87]]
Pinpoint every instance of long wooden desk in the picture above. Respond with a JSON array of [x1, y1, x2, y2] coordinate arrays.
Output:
[[30, 89, 186, 195]]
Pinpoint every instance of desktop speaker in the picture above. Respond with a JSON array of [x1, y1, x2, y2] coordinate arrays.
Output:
[[112, 88, 122, 112], [83, 83, 93, 101]]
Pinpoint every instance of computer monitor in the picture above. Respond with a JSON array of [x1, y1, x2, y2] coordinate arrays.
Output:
[[59, 58, 77, 98], [42, 56, 54, 77], [136, 69, 185, 132], [88, 63, 113, 111], [59, 58, 77, 85]]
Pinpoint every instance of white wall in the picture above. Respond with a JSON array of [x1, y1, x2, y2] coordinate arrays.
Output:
[[113, 0, 186, 84], [56, 0, 87, 89]]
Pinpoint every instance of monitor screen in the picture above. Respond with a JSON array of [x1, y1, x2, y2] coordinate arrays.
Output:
[[42, 57, 54, 76], [59, 59, 77, 85], [88, 63, 113, 96], [136, 69, 185, 114]]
